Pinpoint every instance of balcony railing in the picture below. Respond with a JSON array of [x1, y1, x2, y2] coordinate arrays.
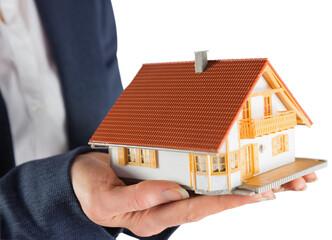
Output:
[[239, 111, 297, 139]]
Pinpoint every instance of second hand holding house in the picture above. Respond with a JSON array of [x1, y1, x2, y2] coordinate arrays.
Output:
[[89, 51, 326, 195]]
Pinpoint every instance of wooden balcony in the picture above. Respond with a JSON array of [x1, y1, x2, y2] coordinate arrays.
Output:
[[239, 111, 297, 139]]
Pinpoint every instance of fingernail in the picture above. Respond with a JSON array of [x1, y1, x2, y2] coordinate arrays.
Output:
[[306, 177, 318, 183], [272, 186, 285, 193], [161, 187, 189, 202]]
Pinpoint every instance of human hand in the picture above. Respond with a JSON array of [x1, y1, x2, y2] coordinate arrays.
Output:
[[71, 152, 316, 237]]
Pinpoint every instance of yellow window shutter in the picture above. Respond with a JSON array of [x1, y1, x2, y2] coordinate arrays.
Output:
[[189, 153, 194, 172], [118, 147, 126, 165], [136, 149, 141, 164], [253, 143, 259, 174], [284, 134, 289, 152], [149, 150, 158, 168]]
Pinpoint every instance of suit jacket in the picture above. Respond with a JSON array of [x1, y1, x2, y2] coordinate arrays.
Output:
[[0, 0, 177, 239]]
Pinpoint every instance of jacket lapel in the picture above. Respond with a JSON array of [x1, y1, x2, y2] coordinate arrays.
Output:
[[0, 93, 15, 177], [34, 0, 123, 148]]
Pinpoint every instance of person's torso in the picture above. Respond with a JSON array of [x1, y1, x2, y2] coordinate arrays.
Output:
[[0, 0, 68, 165]]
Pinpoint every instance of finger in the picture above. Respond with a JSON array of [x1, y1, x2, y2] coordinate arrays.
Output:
[[103, 180, 189, 216], [272, 185, 285, 193], [282, 177, 307, 191], [154, 190, 274, 226], [124, 190, 275, 236], [302, 172, 318, 182]]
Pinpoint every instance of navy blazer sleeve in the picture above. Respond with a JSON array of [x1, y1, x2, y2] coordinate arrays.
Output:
[[0, 147, 117, 239], [0, 148, 178, 239]]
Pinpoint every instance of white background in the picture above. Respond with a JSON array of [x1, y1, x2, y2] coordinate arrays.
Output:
[[112, 0, 332, 239]]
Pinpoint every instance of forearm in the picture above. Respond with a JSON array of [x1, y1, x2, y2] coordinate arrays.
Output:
[[0, 146, 115, 239], [1, 147, 180, 240]]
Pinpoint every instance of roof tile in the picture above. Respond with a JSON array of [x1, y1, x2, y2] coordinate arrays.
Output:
[[90, 58, 268, 152]]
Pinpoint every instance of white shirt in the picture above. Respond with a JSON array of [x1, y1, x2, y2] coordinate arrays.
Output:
[[0, 0, 69, 165]]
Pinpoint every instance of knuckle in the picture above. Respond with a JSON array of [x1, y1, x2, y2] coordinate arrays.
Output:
[[130, 186, 151, 211], [126, 213, 165, 237], [80, 195, 109, 224], [84, 204, 104, 222], [181, 199, 203, 223]]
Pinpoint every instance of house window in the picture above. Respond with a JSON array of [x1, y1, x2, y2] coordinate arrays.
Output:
[[229, 151, 239, 171], [211, 155, 226, 174], [264, 95, 272, 116], [243, 100, 251, 119], [118, 147, 158, 168], [127, 148, 137, 164], [195, 155, 207, 174], [141, 149, 150, 166], [272, 134, 289, 156]]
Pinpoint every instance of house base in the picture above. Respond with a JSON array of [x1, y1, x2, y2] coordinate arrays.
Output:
[[119, 158, 327, 196], [234, 157, 327, 195], [194, 158, 327, 196]]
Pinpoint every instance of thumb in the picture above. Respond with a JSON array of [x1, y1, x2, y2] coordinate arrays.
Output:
[[105, 180, 189, 215]]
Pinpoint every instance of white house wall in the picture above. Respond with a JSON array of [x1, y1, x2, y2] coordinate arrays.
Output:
[[231, 171, 241, 188], [210, 171, 240, 191], [110, 148, 191, 186], [219, 142, 226, 153], [240, 128, 295, 174], [226, 121, 239, 152], [272, 94, 287, 114], [251, 96, 264, 119], [196, 175, 209, 190], [211, 175, 228, 190], [251, 76, 272, 93]]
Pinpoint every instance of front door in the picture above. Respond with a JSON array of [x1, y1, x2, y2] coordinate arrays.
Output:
[[241, 144, 259, 180]]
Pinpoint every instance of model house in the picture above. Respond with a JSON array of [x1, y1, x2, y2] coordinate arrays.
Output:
[[89, 52, 326, 195]]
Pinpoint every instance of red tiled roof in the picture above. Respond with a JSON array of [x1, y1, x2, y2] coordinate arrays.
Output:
[[90, 59, 269, 152]]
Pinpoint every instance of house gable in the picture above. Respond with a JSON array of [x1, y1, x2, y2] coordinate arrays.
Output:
[[251, 76, 272, 93], [262, 64, 312, 127]]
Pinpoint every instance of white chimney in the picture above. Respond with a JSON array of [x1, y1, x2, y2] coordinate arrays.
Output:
[[195, 50, 208, 73]]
